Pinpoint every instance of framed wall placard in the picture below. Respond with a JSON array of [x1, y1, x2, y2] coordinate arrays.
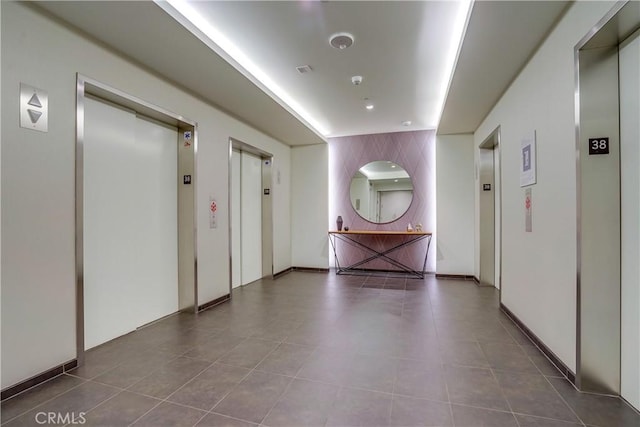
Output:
[[520, 131, 537, 187]]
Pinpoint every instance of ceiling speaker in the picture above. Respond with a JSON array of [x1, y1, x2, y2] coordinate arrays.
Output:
[[329, 32, 354, 50]]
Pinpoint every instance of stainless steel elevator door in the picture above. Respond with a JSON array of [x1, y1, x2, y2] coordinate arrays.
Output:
[[84, 96, 178, 349]]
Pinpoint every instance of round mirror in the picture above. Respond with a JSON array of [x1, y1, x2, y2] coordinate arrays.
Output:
[[349, 161, 413, 223]]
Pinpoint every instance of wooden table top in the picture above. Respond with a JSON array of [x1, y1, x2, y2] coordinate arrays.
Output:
[[328, 230, 432, 236]]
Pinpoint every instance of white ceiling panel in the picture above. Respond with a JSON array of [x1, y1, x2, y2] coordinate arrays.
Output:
[[33, 1, 571, 145]]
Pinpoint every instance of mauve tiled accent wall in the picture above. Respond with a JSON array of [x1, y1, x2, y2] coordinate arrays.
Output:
[[328, 130, 436, 273]]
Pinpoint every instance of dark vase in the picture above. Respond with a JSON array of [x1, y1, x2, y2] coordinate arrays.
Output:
[[336, 216, 343, 231]]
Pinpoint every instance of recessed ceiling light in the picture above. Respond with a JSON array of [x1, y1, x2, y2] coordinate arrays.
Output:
[[394, 179, 399, 183], [402, 120, 412, 126], [329, 32, 354, 50], [391, 165, 397, 169], [365, 104, 374, 110]]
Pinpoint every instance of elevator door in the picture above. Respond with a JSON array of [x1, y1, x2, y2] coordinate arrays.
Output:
[[241, 151, 263, 284], [231, 149, 242, 288], [479, 146, 495, 287], [620, 28, 640, 410], [84, 96, 178, 350], [378, 190, 412, 223], [231, 150, 263, 287]]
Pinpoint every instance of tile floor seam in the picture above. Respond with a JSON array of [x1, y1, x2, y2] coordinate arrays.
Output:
[[541, 373, 589, 427], [386, 384, 394, 427], [155, 359, 216, 406], [208, 337, 292, 425], [64, 363, 120, 383], [294, 368, 399, 398], [321, 385, 345, 427], [452, 401, 525, 427], [208, 411, 260, 426], [424, 283, 456, 427], [486, 362, 520, 426], [257, 374, 298, 427], [513, 342, 587, 427], [77, 386, 143, 423], [92, 352, 182, 391], [96, 382, 212, 413], [190, 410, 210, 427], [488, 365, 588, 426], [509, 408, 586, 426], [125, 398, 165, 426], [82, 371, 221, 426], [0, 375, 88, 426], [121, 354, 209, 397]]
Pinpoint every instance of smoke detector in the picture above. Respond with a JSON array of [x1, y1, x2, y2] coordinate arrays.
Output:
[[329, 32, 354, 50], [351, 75, 363, 85]]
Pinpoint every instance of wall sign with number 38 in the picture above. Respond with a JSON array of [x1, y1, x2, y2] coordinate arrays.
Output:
[[588, 137, 609, 155]]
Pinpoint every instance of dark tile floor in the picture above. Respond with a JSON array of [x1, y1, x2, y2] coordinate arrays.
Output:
[[2, 272, 639, 426]]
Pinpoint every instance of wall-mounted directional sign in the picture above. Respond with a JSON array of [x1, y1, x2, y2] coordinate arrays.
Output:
[[20, 83, 48, 132]]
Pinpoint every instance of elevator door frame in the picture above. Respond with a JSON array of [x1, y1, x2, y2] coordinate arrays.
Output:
[[574, 0, 640, 395], [478, 127, 502, 291], [76, 74, 198, 364], [228, 138, 274, 295]]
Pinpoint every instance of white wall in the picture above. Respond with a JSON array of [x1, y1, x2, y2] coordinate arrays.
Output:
[[435, 134, 474, 276], [291, 144, 329, 269], [620, 28, 640, 410], [473, 1, 616, 372], [1, 1, 292, 389]]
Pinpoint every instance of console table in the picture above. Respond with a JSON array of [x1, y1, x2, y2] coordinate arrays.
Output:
[[328, 230, 432, 279]]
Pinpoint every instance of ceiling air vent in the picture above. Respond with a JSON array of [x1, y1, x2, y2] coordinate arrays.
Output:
[[296, 65, 313, 74]]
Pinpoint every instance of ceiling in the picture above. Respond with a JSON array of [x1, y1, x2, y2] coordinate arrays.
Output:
[[34, 1, 570, 145]]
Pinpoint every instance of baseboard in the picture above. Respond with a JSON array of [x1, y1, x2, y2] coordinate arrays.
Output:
[[273, 267, 330, 279], [500, 303, 576, 385], [198, 294, 230, 312], [273, 267, 294, 278], [331, 267, 433, 279], [435, 274, 476, 281], [292, 267, 330, 273], [1, 359, 78, 401], [473, 276, 480, 284]]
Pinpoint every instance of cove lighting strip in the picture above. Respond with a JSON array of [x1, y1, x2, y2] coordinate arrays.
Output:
[[157, 0, 330, 137], [158, 0, 472, 136], [433, 0, 474, 127]]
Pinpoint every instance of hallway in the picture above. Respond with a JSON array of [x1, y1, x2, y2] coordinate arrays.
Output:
[[2, 272, 638, 426]]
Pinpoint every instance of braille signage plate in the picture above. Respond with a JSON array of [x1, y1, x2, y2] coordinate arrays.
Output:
[[588, 137, 609, 155], [483, 184, 491, 191], [183, 175, 192, 185]]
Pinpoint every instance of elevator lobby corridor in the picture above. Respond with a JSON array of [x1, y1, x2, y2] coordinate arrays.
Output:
[[2, 272, 639, 426]]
